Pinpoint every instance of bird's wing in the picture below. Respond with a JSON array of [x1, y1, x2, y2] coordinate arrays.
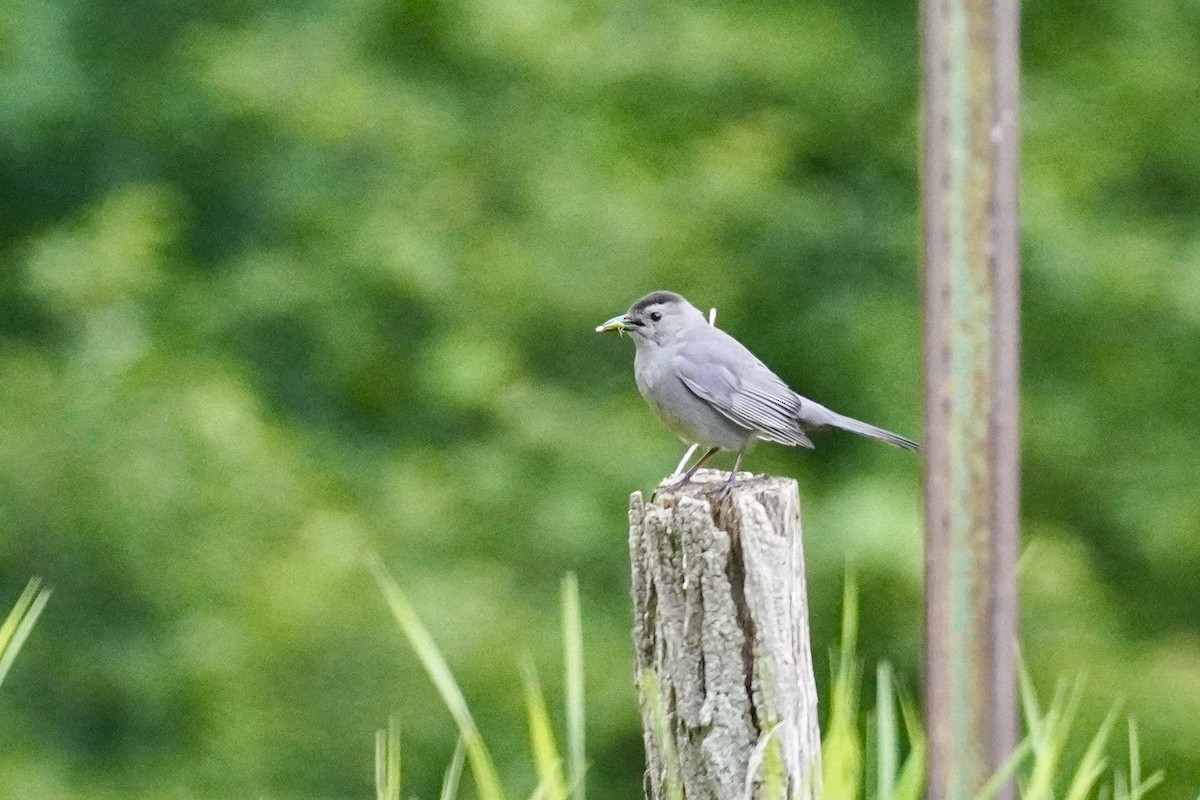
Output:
[[674, 333, 815, 449]]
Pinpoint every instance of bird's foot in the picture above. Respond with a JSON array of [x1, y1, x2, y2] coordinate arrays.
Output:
[[711, 474, 738, 504], [653, 475, 693, 500]]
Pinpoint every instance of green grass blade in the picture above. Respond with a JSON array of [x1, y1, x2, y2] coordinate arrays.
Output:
[[561, 573, 586, 800], [1127, 718, 1140, 800], [876, 662, 899, 800], [839, 571, 859, 676], [523, 661, 568, 800], [1025, 676, 1085, 800], [641, 669, 683, 800], [762, 728, 786, 800], [892, 693, 925, 800], [822, 574, 862, 800], [372, 734, 381, 800], [369, 555, 507, 800], [1124, 718, 1164, 800], [976, 738, 1032, 800], [440, 737, 467, 800], [0, 578, 51, 687], [375, 715, 402, 800], [1065, 700, 1121, 800], [1133, 770, 1164, 800], [745, 724, 786, 800], [1018, 657, 1045, 752]]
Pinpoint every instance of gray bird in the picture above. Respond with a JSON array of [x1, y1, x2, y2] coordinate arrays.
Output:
[[597, 290, 919, 498]]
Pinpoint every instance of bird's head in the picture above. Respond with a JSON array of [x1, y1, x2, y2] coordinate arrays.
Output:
[[596, 291, 707, 346]]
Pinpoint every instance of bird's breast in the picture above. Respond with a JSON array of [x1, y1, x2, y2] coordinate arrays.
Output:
[[633, 346, 751, 450]]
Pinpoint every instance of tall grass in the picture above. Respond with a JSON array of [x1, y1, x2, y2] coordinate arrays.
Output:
[[823, 577, 1163, 800], [370, 557, 586, 800], [822, 578, 924, 800], [370, 561, 1171, 800]]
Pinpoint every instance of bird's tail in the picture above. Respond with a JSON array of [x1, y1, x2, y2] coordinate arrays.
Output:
[[828, 411, 921, 452]]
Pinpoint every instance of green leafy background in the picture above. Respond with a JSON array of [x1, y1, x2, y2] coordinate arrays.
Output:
[[1, 0, 1198, 797]]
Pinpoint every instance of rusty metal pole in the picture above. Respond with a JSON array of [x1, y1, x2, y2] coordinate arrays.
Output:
[[920, 0, 1019, 796]]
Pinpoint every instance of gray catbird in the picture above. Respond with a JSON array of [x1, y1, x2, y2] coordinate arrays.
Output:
[[598, 290, 919, 497]]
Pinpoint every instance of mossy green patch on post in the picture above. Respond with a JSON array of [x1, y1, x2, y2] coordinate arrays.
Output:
[[640, 668, 684, 800]]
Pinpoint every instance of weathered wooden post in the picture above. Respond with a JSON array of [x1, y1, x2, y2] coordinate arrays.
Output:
[[629, 468, 821, 800]]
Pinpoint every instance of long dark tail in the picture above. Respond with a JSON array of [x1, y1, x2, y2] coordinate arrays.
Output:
[[828, 411, 921, 452]]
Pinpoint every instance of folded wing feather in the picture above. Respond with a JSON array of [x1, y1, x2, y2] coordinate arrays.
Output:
[[674, 343, 815, 449]]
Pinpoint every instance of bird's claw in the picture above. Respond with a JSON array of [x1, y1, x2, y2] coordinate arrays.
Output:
[[712, 479, 736, 505], [652, 476, 693, 501], [663, 477, 693, 494]]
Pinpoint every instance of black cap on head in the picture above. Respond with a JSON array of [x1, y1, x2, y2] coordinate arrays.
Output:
[[630, 290, 686, 314]]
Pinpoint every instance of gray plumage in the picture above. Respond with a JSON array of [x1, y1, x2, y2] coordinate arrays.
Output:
[[597, 290, 919, 496]]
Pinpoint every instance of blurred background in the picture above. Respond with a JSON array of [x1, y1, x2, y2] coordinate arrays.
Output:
[[1, 0, 1199, 797]]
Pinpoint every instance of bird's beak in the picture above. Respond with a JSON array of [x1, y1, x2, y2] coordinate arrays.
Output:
[[596, 314, 630, 334]]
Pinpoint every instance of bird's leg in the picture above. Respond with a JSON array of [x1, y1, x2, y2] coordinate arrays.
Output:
[[672, 443, 700, 477], [658, 446, 720, 494], [713, 448, 746, 503]]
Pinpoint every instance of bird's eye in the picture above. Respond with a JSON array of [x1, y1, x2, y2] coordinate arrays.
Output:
[[650, 311, 662, 322]]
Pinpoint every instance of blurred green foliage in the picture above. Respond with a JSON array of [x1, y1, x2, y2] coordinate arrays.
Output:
[[1, 0, 1198, 797]]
